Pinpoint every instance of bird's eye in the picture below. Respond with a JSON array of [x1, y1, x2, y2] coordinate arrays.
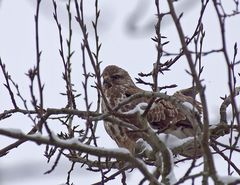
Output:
[[111, 75, 121, 80]]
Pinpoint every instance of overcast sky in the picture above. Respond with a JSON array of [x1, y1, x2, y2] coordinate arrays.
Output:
[[0, 0, 239, 185]]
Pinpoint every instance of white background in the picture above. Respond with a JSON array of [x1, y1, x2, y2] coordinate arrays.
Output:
[[0, 0, 239, 184]]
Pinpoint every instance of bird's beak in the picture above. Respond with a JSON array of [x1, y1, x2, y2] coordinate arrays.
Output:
[[103, 77, 112, 88]]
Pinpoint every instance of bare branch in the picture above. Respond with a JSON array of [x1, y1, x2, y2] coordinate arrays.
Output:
[[0, 128, 160, 185]]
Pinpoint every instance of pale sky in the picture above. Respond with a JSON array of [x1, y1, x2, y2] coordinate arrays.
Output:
[[0, 0, 239, 185]]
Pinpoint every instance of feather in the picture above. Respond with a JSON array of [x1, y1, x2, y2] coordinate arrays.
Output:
[[101, 65, 202, 157]]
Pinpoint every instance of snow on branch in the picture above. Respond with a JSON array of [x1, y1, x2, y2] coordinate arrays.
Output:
[[0, 128, 161, 185]]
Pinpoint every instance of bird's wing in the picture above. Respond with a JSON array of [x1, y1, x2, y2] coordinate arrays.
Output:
[[144, 98, 200, 139]]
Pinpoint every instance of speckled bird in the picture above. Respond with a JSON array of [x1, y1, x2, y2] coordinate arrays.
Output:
[[101, 65, 202, 157]]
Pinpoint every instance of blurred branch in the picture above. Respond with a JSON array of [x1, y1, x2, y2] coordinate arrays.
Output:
[[52, 0, 77, 109], [166, 0, 223, 183], [1, 0, 240, 184], [212, 0, 240, 125], [210, 143, 240, 175], [74, 0, 103, 94], [220, 86, 240, 124], [34, 0, 44, 115], [0, 59, 18, 109], [0, 128, 161, 185]]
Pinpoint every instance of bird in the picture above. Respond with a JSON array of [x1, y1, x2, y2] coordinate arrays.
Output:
[[101, 65, 202, 158]]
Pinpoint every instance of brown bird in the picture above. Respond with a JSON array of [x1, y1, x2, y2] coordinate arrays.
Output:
[[101, 65, 202, 158]]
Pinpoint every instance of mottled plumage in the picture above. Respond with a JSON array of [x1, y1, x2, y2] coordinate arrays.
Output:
[[101, 65, 202, 157]]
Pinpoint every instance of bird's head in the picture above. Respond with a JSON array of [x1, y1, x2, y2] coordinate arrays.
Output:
[[102, 65, 135, 89]]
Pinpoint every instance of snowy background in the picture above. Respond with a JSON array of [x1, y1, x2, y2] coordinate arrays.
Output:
[[0, 0, 239, 184]]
